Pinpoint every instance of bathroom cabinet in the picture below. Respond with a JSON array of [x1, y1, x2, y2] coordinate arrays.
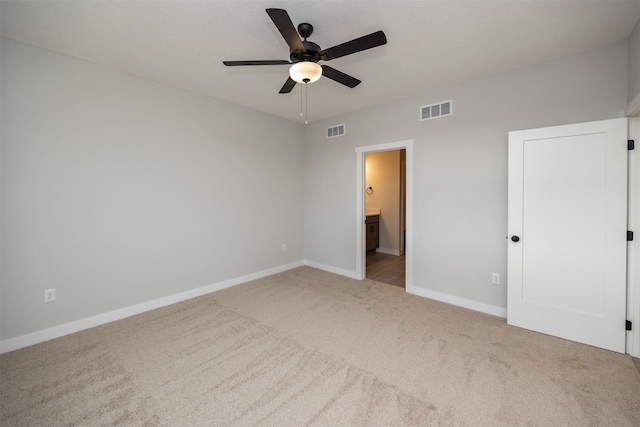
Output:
[[366, 214, 379, 253]]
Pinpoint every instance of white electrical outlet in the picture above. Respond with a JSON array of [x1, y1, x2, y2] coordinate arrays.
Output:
[[492, 273, 501, 285], [44, 288, 56, 303], [282, 243, 287, 251]]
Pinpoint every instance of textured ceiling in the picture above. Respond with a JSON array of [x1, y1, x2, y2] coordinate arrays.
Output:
[[2, 0, 639, 123]]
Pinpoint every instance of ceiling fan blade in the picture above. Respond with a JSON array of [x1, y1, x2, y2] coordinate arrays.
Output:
[[321, 65, 361, 88], [223, 60, 291, 66], [279, 77, 297, 94], [320, 30, 387, 61], [266, 8, 306, 53]]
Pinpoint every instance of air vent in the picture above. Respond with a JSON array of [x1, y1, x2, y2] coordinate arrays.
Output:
[[327, 124, 346, 138], [420, 100, 452, 121]]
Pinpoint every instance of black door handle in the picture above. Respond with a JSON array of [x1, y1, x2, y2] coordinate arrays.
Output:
[[511, 236, 520, 242]]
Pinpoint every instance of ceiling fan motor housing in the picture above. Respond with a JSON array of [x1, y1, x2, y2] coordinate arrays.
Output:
[[290, 40, 322, 63]]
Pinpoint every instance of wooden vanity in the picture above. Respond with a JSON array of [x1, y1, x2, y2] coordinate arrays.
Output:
[[366, 214, 380, 253]]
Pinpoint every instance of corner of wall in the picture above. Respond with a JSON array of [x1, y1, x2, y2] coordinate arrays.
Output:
[[627, 18, 640, 111]]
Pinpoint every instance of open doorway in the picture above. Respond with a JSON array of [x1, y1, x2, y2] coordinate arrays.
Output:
[[364, 149, 406, 288], [355, 140, 413, 287]]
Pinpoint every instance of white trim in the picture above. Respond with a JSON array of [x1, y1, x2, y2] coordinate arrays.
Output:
[[406, 284, 507, 318], [628, 117, 640, 357], [356, 140, 413, 286], [356, 140, 414, 155], [0, 261, 304, 354], [303, 260, 358, 279], [356, 152, 366, 280]]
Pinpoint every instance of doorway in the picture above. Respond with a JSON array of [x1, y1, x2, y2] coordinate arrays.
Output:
[[364, 149, 406, 287], [355, 140, 413, 286]]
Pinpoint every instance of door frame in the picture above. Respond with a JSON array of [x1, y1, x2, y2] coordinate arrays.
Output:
[[400, 158, 406, 255], [628, 116, 640, 357], [355, 139, 413, 283]]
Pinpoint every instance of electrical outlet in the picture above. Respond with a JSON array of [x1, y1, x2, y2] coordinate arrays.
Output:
[[44, 288, 56, 303], [282, 243, 287, 251], [492, 273, 501, 285]]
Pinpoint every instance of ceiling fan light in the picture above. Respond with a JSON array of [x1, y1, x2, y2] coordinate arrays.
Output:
[[289, 62, 322, 84]]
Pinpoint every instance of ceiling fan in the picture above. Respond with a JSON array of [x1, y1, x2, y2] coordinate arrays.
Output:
[[223, 8, 387, 93]]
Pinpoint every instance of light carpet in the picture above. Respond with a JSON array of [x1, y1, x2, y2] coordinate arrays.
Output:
[[1, 266, 639, 425]]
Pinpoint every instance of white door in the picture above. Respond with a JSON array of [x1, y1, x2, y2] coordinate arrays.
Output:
[[507, 118, 628, 353]]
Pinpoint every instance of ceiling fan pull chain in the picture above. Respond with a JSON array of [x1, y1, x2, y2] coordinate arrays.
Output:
[[304, 82, 308, 125]]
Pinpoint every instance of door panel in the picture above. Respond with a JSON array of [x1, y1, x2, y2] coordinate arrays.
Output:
[[508, 118, 627, 353]]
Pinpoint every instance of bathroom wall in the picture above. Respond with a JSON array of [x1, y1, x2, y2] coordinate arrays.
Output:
[[365, 150, 402, 255]]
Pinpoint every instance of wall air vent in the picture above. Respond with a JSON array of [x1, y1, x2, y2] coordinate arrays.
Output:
[[327, 124, 346, 138], [420, 100, 452, 121]]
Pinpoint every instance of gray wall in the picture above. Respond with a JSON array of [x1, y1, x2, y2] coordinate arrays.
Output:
[[303, 41, 628, 311], [1, 37, 632, 343], [629, 18, 640, 104], [1, 39, 305, 340]]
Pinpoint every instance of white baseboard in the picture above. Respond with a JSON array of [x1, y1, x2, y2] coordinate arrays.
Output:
[[406, 284, 507, 318], [376, 247, 402, 256], [303, 260, 358, 279], [0, 261, 304, 354]]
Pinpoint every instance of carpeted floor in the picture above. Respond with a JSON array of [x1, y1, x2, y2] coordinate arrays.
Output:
[[1, 266, 639, 425]]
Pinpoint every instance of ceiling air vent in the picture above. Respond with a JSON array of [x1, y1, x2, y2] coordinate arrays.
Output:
[[327, 124, 346, 138], [420, 100, 452, 121]]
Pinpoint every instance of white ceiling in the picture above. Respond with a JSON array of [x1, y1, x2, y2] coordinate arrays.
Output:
[[2, 0, 639, 123]]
